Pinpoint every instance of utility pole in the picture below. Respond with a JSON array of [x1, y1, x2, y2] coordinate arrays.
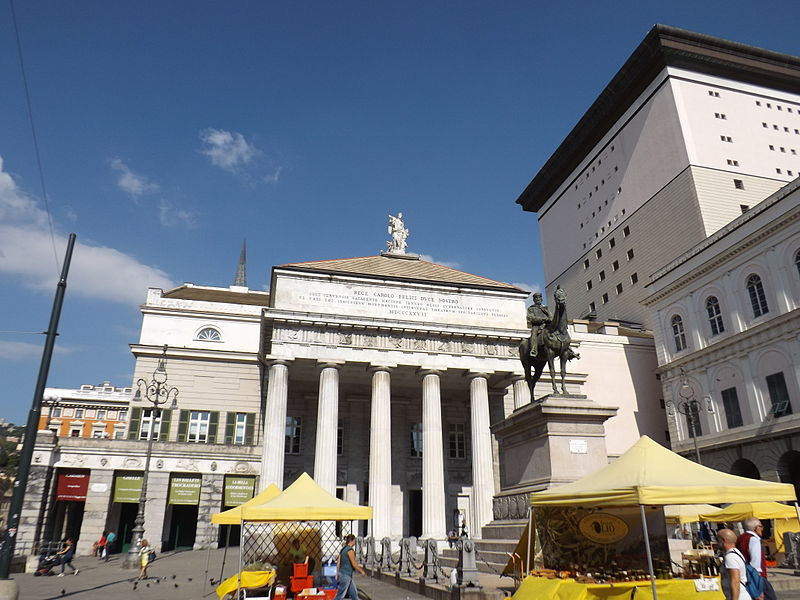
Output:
[[0, 233, 76, 581]]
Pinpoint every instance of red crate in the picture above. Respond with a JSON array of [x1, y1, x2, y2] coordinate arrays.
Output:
[[323, 588, 337, 600], [290, 575, 315, 593], [293, 563, 309, 578]]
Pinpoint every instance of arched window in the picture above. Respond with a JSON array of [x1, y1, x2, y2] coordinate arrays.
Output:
[[670, 315, 686, 352], [196, 327, 222, 342], [795, 249, 800, 278], [746, 274, 769, 317], [705, 296, 725, 336]]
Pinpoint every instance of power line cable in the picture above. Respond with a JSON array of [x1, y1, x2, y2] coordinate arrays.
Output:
[[9, 0, 60, 275]]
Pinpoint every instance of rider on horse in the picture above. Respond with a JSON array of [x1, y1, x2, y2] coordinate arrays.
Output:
[[527, 292, 551, 358]]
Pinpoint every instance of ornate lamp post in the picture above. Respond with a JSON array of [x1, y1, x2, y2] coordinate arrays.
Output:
[[123, 345, 178, 569], [666, 368, 704, 464]]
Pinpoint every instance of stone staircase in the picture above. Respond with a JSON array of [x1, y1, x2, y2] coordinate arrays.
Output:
[[439, 519, 527, 576]]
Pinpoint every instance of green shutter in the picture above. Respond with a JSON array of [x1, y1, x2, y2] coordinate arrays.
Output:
[[244, 413, 255, 446], [128, 407, 142, 440], [159, 409, 172, 441], [177, 410, 189, 442], [208, 411, 219, 444], [224, 412, 235, 445]]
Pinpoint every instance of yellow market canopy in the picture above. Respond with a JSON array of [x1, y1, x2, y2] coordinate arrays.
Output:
[[241, 472, 373, 522], [211, 484, 281, 525], [529, 436, 797, 507], [664, 504, 719, 524], [698, 501, 798, 522]]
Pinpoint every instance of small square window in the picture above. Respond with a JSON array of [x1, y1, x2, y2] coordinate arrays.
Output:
[[616, 283, 623, 295], [596, 249, 602, 260], [789, 170, 794, 176], [781, 147, 786, 153], [767, 103, 772, 108], [777, 105, 782, 111], [630, 272, 638, 285], [602, 293, 609, 304], [627, 249, 634, 260], [769, 145, 775, 150], [785, 127, 790, 132], [623, 225, 630, 237], [599, 270, 606, 281], [609, 237, 615, 249], [774, 124, 779, 130], [589, 302, 596, 312], [740, 204, 750, 213], [756, 100, 761, 106], [586, 280, 593, 291], [789, 107, 794, 113], [762, 122, 768, 128], [583, 259, 589, 269], [612, 260, 619, 271], [734, 179, 744, 190], [777, 168, 783, 174]]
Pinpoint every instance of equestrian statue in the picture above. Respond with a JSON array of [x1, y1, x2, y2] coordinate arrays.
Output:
[[519, 286, 580, 397]]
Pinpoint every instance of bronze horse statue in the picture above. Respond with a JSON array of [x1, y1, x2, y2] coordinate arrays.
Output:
[[519, 286, 580, 397]]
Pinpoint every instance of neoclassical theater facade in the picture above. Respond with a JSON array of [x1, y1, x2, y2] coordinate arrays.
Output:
[[20, 242, 664, 556]]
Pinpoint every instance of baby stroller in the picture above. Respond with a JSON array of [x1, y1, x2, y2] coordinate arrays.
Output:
[[33, 552, 59, 576]]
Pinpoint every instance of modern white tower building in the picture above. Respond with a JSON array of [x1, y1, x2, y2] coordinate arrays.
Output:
[[517, 25, 800, 328]]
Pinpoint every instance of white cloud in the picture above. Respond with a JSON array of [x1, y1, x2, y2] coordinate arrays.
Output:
[[263, 166, 283, 184], [0, 156, 174, 306], [511, 281, 540, 294], [158, 199, 195, 228], [200, 128, 259, 172], [0, 340, 74, 360], [108, 158, 159, 199], [419, 254, 462, 270]]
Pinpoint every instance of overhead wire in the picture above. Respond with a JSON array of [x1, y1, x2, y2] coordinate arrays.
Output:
[[9, 0, 61, 275]]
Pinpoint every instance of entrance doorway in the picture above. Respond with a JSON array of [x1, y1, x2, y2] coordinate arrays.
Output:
[[117, 503, 138, 553], [164, 504, 198, 551], [408, 490, 422, 538]]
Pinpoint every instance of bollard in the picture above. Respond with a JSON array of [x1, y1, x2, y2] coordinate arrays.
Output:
[[379, 537, 392, 571], [422, 538, 443, 583], [398, 536, 416, 577], [364, 536, 378, 570], [456, 539, 482, 590]]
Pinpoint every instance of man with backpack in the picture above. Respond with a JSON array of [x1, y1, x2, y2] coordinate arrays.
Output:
[[717, 528, 762, 600], [736, 519, 776, 600]]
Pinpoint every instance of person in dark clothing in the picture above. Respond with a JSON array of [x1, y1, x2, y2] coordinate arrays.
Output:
[[56, 539, 78, 576]]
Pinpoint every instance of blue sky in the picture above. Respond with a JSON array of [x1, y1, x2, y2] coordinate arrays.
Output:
[[1, 1, 798, 424]]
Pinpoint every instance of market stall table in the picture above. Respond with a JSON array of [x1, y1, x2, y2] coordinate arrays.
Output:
[[216, 569, 276, 599], [515, 576, 723, 600]]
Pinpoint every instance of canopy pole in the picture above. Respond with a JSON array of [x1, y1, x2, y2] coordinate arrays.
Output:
[[237, 520, 244, 597], [639, 505, 658, 600], [220, 525, 231, 586], [203, 542, 212, 596], [795, 501, 800, 524], [525, 507, 533, 574]]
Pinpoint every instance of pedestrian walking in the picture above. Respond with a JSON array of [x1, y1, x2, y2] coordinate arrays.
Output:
[[333, 534, 365, 600], [104, 530, 117, 561], [717, 528, 754, 600], [736, 518, 775, 600], [56, 538, 78, 577], [96, 530, 107, 560], [138, 538, 154, 580]]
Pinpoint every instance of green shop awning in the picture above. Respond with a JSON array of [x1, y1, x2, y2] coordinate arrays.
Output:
[[168, 475, 202, 505]]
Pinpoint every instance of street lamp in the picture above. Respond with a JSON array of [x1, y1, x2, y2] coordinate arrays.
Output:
[[666, 368, 704, 464], [123, 345, 178, 569]]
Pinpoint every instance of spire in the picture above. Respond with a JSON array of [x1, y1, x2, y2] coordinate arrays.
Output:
[[234, 240, 247, 287]]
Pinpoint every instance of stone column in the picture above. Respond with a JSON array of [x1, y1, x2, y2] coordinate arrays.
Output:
[[314, 362, 342, 495], [469, 373, 495, 538], [368, 366, 392, 539], [512, 376, 530, 409], [261, 359, 291, 488], [419, 369, 446, 539]]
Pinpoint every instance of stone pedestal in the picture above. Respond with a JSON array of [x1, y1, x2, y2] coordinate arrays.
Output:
[[490, 394, 618, 521]]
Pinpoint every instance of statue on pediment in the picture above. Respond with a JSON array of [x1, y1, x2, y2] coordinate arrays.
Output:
[[387, 212, 409, 254]]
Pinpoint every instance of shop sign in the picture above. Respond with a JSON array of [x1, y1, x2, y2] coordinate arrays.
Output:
[[56, 470, 89, 501], [224, 476, 255, 507], [578, 513, 629, 544], [113, 473, 143, 503], [168, 475, 202, 505]]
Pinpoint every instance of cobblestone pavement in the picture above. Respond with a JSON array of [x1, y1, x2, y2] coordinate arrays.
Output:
[[10, 549, 434, 600]]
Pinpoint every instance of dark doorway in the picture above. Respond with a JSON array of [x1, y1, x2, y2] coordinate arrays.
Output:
[[218, 522, 241, 548], [164, 504, 198, 551], [47, 500, 85, 545], [409, 490, 422, 538], [117, 503, 138, 553]]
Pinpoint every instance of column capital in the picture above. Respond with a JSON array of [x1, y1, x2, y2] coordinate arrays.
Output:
[[368, 364, 396, 373], [264, 356, 293, 367], [317, 360, 345, 371], [466, 371, 491, 381], [417, 367, 444, 377]]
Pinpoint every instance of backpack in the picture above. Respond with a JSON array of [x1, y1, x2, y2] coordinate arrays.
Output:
[[730, 549, 765, 599]]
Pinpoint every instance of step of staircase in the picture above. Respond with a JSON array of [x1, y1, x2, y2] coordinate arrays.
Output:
[[440, 538, 521, 575]]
